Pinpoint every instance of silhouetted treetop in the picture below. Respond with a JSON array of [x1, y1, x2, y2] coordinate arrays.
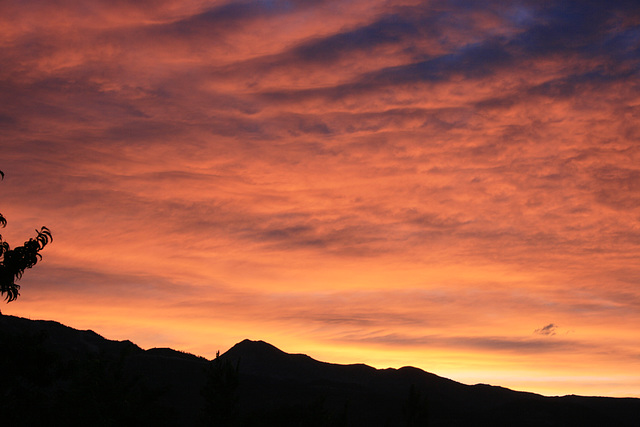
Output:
[[0, 169, 52, 304]]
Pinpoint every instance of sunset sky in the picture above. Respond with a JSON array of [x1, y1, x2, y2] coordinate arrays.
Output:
[[2, 0, 639, 397]]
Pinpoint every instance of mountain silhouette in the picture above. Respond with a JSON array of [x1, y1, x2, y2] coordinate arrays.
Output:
[[1, 315, 639, 426]]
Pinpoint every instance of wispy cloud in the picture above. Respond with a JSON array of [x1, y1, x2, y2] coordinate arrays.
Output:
[[534, 323, 559, 336]]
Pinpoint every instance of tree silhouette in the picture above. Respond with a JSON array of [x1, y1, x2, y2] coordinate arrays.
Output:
[[0, 170, 52, 305], [201, 351, 240, 426], [403, 384, 429, 427]]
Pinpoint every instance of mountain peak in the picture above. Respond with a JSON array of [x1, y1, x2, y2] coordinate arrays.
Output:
[[234, 338, 282, 351], [224, 339, 288, 359]]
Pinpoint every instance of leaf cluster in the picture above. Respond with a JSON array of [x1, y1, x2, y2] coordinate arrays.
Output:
[[0, 170, 52, 303]]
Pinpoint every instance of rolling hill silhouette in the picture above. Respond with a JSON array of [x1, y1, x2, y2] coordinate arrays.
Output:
[[1, 315, 638, 426]]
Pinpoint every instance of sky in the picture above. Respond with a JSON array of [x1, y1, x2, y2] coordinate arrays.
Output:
[[1, 0, 639, 397]]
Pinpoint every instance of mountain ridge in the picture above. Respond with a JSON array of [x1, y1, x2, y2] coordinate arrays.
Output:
[[2, 315, 639, 426]]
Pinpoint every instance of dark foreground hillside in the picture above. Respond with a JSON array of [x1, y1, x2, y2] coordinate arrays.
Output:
[[1, 315, 638, 426]]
